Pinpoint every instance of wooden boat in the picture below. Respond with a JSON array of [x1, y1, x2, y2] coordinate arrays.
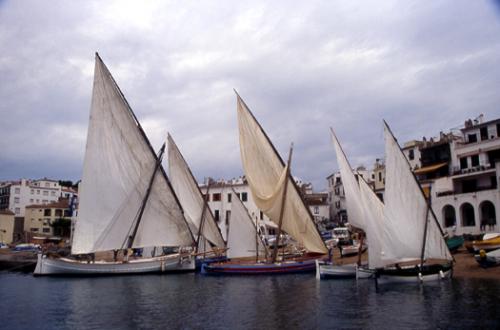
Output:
[[475, 249, 500, 268], [472, 236, 500, 253], [317, 130, 385, 280], [34, 54, 196, 275], [373, 122, 453, 285], [446, 236, 464, 253], [202, 92, 328, 275]]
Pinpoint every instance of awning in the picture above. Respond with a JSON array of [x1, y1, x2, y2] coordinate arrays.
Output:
[[414, 162, 448, 175]]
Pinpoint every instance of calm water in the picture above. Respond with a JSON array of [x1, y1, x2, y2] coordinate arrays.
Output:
[[1, 272, 499, 329]]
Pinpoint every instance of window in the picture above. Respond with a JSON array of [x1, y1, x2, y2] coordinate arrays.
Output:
[[30, 199, 33, 203], [43, 191, 48, 196], [314, 206, 319, 214], [408, 149, 415, 160], [378, 172, 382, 182], [468, 134, 477, 143], [31, 189, 34, 194], [497, 123, 500, 138], [44, 209, 51, 216], [15, 208, 20, 214], [64, 210, 71, 217], [55, 209, 63, 217], [14, 188, 20, 194], [225, 210, 231, 226], [334, 188, 339, 195], [45, 183, 50, 188], [31, 228, 39, 232], [51, 191, 56, 196], [260, 211, 263, 220], [371, 174, 375, 180], [471, 155, 479, 167], [227, 193, 232, 203], [37, 190, 40, 195], [43, 228, 50, 233], [14, 197, 20, 203], [480, 127, 488, 141], [212, 193, 221, 202], [460, 157, 468, 169], [214, 210, 220, 222], [241, 192, 248, 202]]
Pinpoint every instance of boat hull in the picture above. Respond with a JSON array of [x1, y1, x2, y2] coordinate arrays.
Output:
[[201, 258, 318, 275], [474, 249, 500, 268], [340, 245, 367, 258], [375, 263, 453, 285], [33, 253, 195, 276], [315, 260, 374, 279]]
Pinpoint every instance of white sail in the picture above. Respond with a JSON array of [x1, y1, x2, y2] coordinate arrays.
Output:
[[236, 94, 328, 254], [382, 123, 452, 263], [71, 54, 194, 254], [330, 129, 365, 230], [227, 189, 267, 259], [167, 134, 226, 248], [358, 177, 386, 268]]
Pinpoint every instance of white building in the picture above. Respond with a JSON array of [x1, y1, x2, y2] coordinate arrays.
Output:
[[0, 178, 62, 217]]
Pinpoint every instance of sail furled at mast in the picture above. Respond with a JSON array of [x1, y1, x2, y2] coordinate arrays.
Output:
[[71, 54, 194, 255], [236, 94, 328, 254], [227, 188, 267, 259], [382, 123, 452, 263], [167, 134, 226, 249]]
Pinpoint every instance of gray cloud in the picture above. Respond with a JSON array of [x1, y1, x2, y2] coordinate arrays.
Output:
[[1, 0, 500, 190]]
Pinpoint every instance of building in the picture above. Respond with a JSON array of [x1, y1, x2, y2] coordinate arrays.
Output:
[[0, 210, 15, 244], [431, 116, 500, 235], [0, 178, 62, 217], [24, 199, 72, 237], [303, 192, 330, 230]]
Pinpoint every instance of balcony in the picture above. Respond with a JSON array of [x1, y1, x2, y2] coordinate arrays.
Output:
[[451, 164, 495, 177]]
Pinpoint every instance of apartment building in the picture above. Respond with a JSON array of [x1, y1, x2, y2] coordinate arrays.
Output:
[[24, 199, 72, 237]]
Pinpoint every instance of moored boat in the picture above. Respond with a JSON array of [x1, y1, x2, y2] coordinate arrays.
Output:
[[475, 249, 500, 268], [472, 236, 500, 253], [446, 236, 464, 253], [34, 54, 196, 275]]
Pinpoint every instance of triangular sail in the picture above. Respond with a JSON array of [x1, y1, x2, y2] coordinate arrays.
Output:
[[227, 188, 267, 259], [236, 94, 328, 254], [382, 122, 452, 262], [71, 54, 194, 254], [330, 129, 365, 230], [167, 134, 226, 248]]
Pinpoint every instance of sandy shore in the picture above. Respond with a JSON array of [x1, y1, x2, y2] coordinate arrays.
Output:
[[332, 246, 500, 280]]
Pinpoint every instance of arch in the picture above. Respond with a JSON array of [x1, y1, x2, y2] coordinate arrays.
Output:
[[442, 205, 456, 228], [460, 203, 475, 227], [479, 200, 496, 230]]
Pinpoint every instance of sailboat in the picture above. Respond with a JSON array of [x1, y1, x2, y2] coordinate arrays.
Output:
[[202, 92, 328, 274], [316, 129, 380, 279], [373, 122, 453, 284], [34, 54, 196, 275], [166, 133, 227, 268]]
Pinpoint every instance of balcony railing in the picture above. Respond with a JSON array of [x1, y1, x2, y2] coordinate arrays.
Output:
[[452, 164, 493, 176]]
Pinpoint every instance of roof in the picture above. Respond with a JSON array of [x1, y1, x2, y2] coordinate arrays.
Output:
[[26, 199, 70, 209], [414, 162, 448, 175], [0, 209, 15, 215]]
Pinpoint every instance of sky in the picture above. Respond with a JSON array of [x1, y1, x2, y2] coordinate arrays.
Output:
[[1, 1, 500, 190]]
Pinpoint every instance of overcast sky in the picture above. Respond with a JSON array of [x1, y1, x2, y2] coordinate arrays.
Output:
[[1, 1, 500, 190]]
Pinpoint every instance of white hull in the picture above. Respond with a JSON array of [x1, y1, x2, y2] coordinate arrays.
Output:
[[316, 260, 372, 279], [340, 244, 367, 257], [34, 253, 195, 276], [376, 269, 452, 285]]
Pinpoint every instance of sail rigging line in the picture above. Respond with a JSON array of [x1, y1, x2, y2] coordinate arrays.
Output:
[[383, 120, 452, 258], [125, 143, 166, 249], [234, 89, 328, 254], [420, 203, 431, 267], [167, 133, 225, 246], [270, 143, 294, 264], [195, 182, 211, 254], [95, 53, 195, 244]]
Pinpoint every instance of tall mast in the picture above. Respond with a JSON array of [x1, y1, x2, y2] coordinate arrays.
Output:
[[270, 143, 294, 263], [420, 204, 431, 267], [126, 143, 166, 249]]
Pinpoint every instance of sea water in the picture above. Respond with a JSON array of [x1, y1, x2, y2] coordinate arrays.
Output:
[[0, 272, 498, 329]]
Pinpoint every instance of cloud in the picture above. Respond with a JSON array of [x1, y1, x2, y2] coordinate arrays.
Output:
[[1, 0, 500, 190]]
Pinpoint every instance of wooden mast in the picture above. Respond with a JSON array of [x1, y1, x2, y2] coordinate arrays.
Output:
[[270, 143, 294, 264], [126, 142, 166, 249], [420, 203, 431, 268]]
